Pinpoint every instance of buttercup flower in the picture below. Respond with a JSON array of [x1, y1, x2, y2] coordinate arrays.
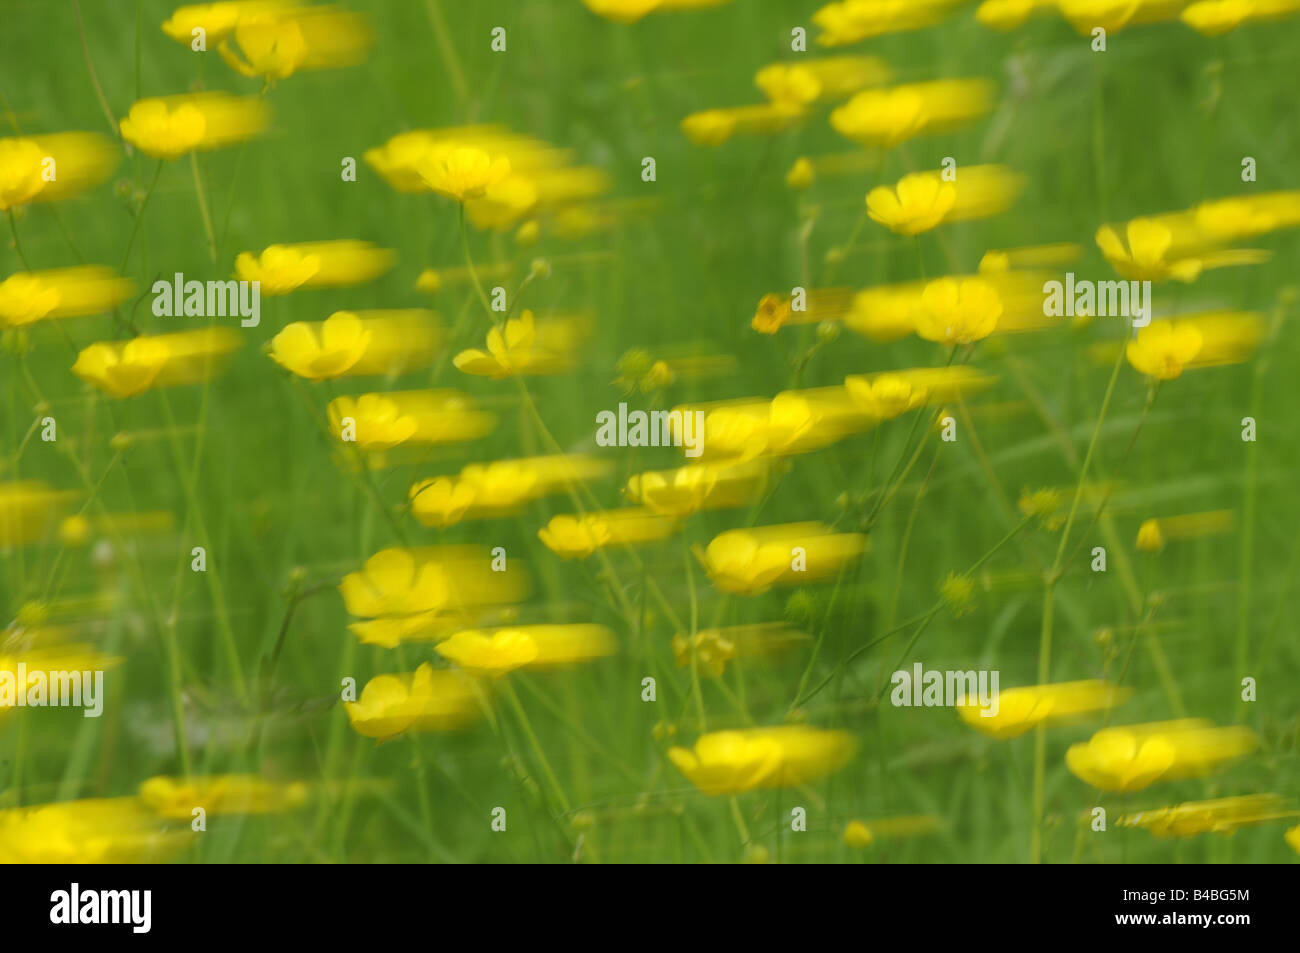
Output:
[[453, 310, 574, 377], [867, 172, 955, 235], [72, 338, 172, 398], [0, 266, 133, 327], [696, 522, 865, 595], [957, 680, 1130, 739], [270, 311, 372, 380], [236, 240, 394, 294], [917, 277, 1002, 345], [668, 726, 855, 795], [345, 663, 482, 740], [1066, 720, 1258, 792], [419, 145, 512, 202], [437, 629, 539, 677], [538, 509, 676, 558], [1126, 321, 1204, 380]]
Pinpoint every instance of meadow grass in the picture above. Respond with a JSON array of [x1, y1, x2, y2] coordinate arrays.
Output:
[[1, 0, 1298, 863]]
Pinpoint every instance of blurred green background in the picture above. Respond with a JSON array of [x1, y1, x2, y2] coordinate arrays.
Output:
[[1, 0, 1298, 862]]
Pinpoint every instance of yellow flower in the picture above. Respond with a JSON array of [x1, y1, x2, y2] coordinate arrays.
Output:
[[0, 266, 133, 327], [453, 310, 570, 377], [0, 133, 115, 210], [845, 373, 927, 419], [1287, 824, 1300, 855], [1067, 729, 1177, 793], [348, 611, 459, 649], [161, 3, 251, 44], [0, 798, 190, 863], [680, 109, 738, 147], [408, 477, 479, 528], [785, 157, 814, 191], [345, 663, 481, 740], [1136, 518, 1165, 552], [437, 629, 538, 677], [975, 0, 1042, 29], [582, 0, 662, 23], [71, 337, 171, 398], [696, 522, 865, 595], [831, 79, 994, 148], [0, 138, 47, 210], [539, 509, 676, 558], [866, 172, 955, 235], [338, 546, 448, 617], [419, 145, 512, 202], [1095, 218, 1223, 283], [219, 16, 307, 79], [0, 272, 60, 325], [843, 820, 875, 847], [814, 0, 964, 45], [917, 277, 1002, 345], [1066, 720, 1258, 793], [235, 245, 321, 293], [1057, 0, 1144, 34], [328, 390, 495, 450], [1118, 794, 1295, 838], [328, 394, 417, 450], [754, 64, 823, 107], [269, 311, 372, 380], [119, 100, 206, 159], [668, 726, 855, 796], [680, 103, 804, 147], [627, 461, 765, 517], [958, 680, 1129, 739], [752, 292, 792, 334], [235, 240, 394, 294], [1125, 321, 1204, 380], [454, 310, 536, 378], [465, 174, 539, 230], [139, 775, 308, 819], [339, 545, 525, 620]]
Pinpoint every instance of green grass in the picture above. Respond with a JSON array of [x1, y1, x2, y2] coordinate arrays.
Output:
[[1, 0, 1298, 863]]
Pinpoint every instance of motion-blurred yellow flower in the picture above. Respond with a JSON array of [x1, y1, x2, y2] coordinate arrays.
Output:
[[345, 663, 481, 740], [668, 726, 855, 795], [71, 338, 171, 398], [1125, 321, 1204, 380], [867, 172, 955, 235], [419, 145, 512, 202], [139, 775, 309, 819], [1066, 720, 1258, 793], [917, 277, 1002, 345], [270, 311, 372, 379]]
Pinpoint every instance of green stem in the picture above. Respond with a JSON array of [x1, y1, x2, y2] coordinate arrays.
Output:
[[6, 209, 29, 269], [1031, 344, 1127, 864], [190, 151, 217, 263], [120, 160, 164, 273]]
